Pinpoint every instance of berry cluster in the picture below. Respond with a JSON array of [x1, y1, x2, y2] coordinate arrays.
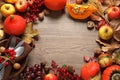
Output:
[[20, 0, 44, 22], [5, 49, 16, 60], [12, 60, 80, 80], [51, 61, 80, 80], [0, 49, 16, 66], [57, 65, 80, 80], [18, 64, 44, 80]]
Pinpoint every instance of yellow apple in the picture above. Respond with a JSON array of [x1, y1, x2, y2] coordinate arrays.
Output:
[[0, 4, 16, 17], [5, 0, 17, 3], [98, 25, 113, 40]]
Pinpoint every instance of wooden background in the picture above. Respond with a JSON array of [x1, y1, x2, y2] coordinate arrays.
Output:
[[28, 10, 99, 74]]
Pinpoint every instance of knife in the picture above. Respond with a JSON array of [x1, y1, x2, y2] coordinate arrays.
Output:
[[14, 40, 24, 49], [9, 36, 16, 49]]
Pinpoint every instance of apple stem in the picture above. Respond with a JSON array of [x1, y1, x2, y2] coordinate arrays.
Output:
[[10, 15, 14, 20], [105, 29, 108, 33]]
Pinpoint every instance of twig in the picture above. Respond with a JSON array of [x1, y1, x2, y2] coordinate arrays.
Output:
[[89, 1, 110, 24]]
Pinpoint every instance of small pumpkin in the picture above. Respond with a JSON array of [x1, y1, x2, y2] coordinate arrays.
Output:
[[44, 0, 66, 11], [80, 62, 100, 80], [4, 15, 26, 36], [98, 53, 113, 68], [66, 4, 97, 20], [102, 65, 120, 80]]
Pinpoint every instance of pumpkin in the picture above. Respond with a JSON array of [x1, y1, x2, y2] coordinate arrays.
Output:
[[4, 15, 26, 36], [5, 0, 17, 3], [102, 65, 120, 80], [80, 62, 100, 80], [66, 4, 97, 20], [98, 53, 113, 68], [44, 0, 66, 11]]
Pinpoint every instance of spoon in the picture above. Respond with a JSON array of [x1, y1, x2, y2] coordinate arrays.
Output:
[[15, 46, 24, 57]]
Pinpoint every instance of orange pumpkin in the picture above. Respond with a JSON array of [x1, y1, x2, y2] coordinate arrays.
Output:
[[4, 15, 26, 36], [102, 65, 120, 80], [80, 62, 100, 80], [66, 4, 97, 19], [44, 0, 66, 11]]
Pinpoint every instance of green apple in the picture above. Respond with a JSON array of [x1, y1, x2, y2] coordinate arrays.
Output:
[[0, 4, 16, 17], [98, 25, 113, 40]]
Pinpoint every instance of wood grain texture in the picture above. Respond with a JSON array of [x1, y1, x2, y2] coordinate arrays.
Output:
[[28, 10, 99, 74]]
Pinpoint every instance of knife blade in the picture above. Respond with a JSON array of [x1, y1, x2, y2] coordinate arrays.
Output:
[[15, 40, 24, 49], [9, 36, 16, 49]]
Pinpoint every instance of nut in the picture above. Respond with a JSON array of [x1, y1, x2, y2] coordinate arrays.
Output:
[[76, 0, 82, 4], [0, 46, 5, 52], [87, 21, 95, 29], [38, 13, 44, 21], [0, 29, 5, 40], [94, 48, 102, 55], [13, 63, 21, 70]]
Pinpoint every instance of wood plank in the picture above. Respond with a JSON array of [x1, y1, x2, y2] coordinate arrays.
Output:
[[28, 11, 99, 73]]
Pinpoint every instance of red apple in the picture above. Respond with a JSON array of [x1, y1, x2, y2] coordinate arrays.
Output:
[[15, 0, 28, 12], [107, 6, 120, 19], [44, 73, 58, 80]]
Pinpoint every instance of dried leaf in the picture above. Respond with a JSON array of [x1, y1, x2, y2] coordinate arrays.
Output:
[[24, 22, 33, 34], [101, 46, 114, 52], [96, 39, 110, 47], [114, 30, 120, 42], [89, 1, 110, 24], [110, 19, 120, 30], [91, 72, 101, 80], [90, 14, 103, 21], [24, 30, 39, 38], [22, 36, 32, 44], [111, 42, 120, 48], [96, 39, 120, 52], [22, 22, 39, 44]]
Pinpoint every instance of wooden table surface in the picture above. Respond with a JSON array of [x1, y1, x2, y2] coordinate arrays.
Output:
[[28, 10, 99, 74]]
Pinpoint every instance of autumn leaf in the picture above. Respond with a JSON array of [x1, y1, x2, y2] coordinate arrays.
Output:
[[96, 39, 120, 52], [22, 22, 39, 44]]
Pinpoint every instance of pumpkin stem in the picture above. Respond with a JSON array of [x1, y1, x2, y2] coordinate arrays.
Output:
[[10, 15, 14, 20]]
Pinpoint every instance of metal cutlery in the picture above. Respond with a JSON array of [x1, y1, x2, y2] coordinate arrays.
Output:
[[14, 40, 24, 49], [15, 46, 24, 57], [0, 46, 24, 71], [0, 46, 25, 80], [9, 36, 16, 50], [0, 37, 25, 80]]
